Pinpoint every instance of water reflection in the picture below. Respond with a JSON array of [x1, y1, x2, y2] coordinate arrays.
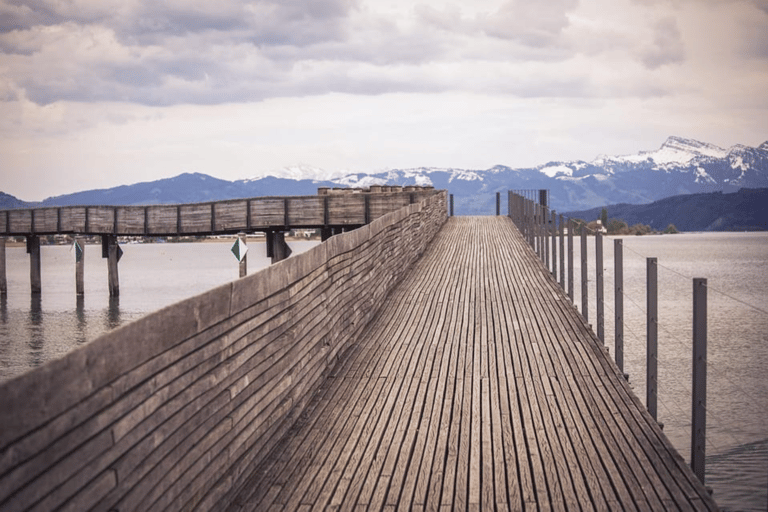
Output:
[[75, 295, 87, 345], [105, 296, 121, 330], [28, 294, 44, 368]]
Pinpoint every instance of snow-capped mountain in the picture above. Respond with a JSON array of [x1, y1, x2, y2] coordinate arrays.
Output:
[[327, 136, 768, 214], [2, 137, 765, 216]]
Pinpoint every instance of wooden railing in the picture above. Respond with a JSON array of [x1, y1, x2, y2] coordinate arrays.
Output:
[[0, 191, 447, 511], [0, 187, 436, 236], [506, 189, 710, 485]]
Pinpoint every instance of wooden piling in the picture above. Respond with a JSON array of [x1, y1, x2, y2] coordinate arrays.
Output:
[[0, 238, 6, 296], [75, 238, 85, 296], [103, 235, 120, 297], [27, 235, 41, 294], [271, 231, 292, 264]]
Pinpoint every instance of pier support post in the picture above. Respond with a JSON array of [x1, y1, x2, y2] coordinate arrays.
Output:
[[647, 257, 658, 420], [75, 238, 85, 296], [496, 192, 500, 216], [102, 235, 120, 297], [267, 231, 292, 264], [0, 238, 6, 296], [27, 235, 41, 294], [596, 232, 604, 343], [580, 224, 588, 322], [614, 239, 624, 373], [691, 278, 707, 484], [450, 194, 454, 217]]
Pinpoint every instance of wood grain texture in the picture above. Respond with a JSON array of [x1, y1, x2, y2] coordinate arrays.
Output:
[[0, 190, 436, 236], [225, 217, 718, 512], [0, 191, 447, 512]]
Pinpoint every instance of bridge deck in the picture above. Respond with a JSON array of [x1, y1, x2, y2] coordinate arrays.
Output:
[[227, 217, 717, 511]]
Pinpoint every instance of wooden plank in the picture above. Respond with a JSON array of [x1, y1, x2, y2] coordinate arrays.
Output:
[[287, 197, 324, 226], [214, 201, 248, 232], [116, 206, 146, 235], [88, 207, 116, 234], [327, 195, 365, 226], [180, 203, 213, 233], [146, 205, 178, 235], [8, 209, 31, 233], [33, 208, 58, 233], [250, 198, 286, 228]]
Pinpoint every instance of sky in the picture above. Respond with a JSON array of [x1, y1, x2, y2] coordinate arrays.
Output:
[[1, 0, 767, 201]]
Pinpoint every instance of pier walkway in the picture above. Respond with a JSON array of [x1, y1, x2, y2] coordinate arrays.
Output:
[[227, 217, 716, 511]]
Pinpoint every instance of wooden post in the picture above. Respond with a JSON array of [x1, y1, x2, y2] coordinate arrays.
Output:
[[0, 238, 6, 296], [271, 231, 292, 264], [238, 233, 247, 278], [27, 235, 41, 294], [647, 257, 658, 420], [580, 224, 588, 322], [103, 235, 120, 297], [544, 208, 549, 268], [691, 278, 707, 484], [567, 219, 574, 302], [551, 210, 557, 278], [450, 194, 454, 216], [614, 239, 624, 373], [75, 237, 85, 296], [596, 232, 604, 343], [559, 214, 565, 291]]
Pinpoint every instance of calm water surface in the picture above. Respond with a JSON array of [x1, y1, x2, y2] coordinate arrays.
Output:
[[0, 240, 318, 382], [1, 232, 766, 510]]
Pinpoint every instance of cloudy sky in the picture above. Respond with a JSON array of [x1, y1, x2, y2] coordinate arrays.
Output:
[[1, 0, 767, 201]]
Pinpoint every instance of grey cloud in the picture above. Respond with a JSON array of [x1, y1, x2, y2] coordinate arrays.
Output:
[[479, 0, 579, 47], [640, 18, 685, 69]]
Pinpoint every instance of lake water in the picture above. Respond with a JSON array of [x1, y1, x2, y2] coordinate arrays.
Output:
[[1, 232, 766, 510], [569, 231, 768, 511]]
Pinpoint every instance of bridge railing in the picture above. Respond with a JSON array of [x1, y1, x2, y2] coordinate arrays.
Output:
[[0, 191, 447, 512], [506, 189, 768, 508]]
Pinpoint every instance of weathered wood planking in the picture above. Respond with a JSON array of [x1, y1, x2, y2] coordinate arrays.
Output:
[[0, 190, 436, 236], [0, 192, 447, 512], [225, 216, 719, 511]]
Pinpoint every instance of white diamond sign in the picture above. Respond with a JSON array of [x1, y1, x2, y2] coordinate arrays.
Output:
[[231, 238, 248, 262]]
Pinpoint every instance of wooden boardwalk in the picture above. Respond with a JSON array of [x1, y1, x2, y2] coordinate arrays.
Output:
[[226, 217, 717, 511]]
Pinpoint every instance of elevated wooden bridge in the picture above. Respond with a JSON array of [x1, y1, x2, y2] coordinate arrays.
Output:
[[0, 191, 718, 511]]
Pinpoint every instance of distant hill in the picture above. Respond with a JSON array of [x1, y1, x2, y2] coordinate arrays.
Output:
[[565, 188, 768, 232]]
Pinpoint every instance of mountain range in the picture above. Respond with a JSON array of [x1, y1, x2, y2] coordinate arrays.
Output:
[[1, 136, 767, 219]]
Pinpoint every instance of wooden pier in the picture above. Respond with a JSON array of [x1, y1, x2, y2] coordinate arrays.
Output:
[[0, 193, 718, 511], [0, 187, 435, 296], [229, 216, 716, 511]]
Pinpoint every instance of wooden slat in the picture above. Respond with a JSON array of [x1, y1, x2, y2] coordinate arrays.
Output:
[[116, 206, 146, 235], [146, 205, 178, 235], [88, 207, 115, 234], [214, 201, 248, 232], [226, 216, 718, 512]]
